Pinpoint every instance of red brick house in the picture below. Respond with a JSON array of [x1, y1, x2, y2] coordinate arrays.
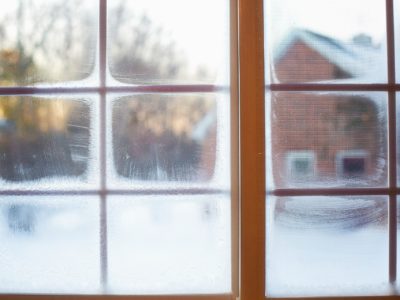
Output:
[[271, 29, 386, 187]]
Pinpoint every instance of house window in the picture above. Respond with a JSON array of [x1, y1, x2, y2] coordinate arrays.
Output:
[[336, 150, 368, 179], [0, 0, 236, 297], [286, 151, 315, 181]]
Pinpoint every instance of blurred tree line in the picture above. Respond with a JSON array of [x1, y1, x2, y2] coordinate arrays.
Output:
[[0, 0, 216, 181]]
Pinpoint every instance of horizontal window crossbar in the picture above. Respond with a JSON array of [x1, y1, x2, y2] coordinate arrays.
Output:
[[0, 294, 235, 300], [268, 83, 400, 92], [0, 188, 229, 196], [0, 85, 229, 96], [271, 187, 397, 197]]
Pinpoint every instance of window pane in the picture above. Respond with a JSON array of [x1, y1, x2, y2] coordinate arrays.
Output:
[[108, 0, 230, 85], [265, 0, 387, 83], [0, 0, 97, 86], [107, 195, 231, 294], [266, 196, 389, 297], [0, 96, 98, 189], [109, 94, 230, 189], [0, 196, 100, 294], [267, 92, 387, 188]]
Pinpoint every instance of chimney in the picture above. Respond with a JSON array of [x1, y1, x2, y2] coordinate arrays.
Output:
[[352, 34, 372, 47]]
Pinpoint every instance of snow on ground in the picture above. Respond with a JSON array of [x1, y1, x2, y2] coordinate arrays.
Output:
[[266, 197, 397, 297], [0, 195, 230, 295]]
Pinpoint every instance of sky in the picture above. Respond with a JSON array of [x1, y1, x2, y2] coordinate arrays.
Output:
[[0, 0, 398, 77], [266, 0, 388, 46]]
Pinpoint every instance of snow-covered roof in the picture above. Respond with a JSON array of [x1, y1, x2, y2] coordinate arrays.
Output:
[[273, 28, 385, 81]]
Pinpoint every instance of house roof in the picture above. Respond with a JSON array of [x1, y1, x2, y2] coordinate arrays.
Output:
[[273, 28, 384, 82]]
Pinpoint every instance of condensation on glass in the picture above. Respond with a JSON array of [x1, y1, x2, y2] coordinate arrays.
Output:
[[0, 196, 100, 294], [112, 94, 216, 181], [266, 196, 389, 297], [0, 96, 99, 190], [265, 0, 387, 84], [0, 0, 97, 86], [108, 93, 231, 190], [107, 195, 231, 294], [107, 0, 230, 85], [267, 91, 387, 189]]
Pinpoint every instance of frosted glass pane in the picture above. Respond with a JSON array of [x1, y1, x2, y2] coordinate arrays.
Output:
[[0, 1, 97, 86], [265, 0, 387, 83], [0, 196, 100, 294], [268, 92, 387, 188], [108, 0, 229, 85], [0, 96, 98, 189], [107, 195, 231, 294], [109, 94, 230, 189], [266, 196, 389, 297]]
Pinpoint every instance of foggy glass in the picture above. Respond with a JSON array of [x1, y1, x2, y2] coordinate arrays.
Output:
[[266, 196, 389, 297], [0, 196, 100, 293], [107, 195, 231, 294], [268, 92, 387, 188], [0, 0, 97, 86], [0, 96, 96, 189], [111, 94, 217, 183], [265, 0, 387, 83], [107, 0, 230, 85]]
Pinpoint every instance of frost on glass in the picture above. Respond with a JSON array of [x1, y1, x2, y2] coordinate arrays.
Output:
[[110, 94, 231, 188], [265, 0, 387, 83], [266, 196, 389, 297], [108, 0, 229, 85], [269, 92, 387, 188], [107, 195, 231, 294], [0, 0, 97, 86], [0, 96, 98, 189], [0, 196, 100, 294]]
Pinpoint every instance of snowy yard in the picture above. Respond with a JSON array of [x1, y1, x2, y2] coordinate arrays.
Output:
[[0, 195, 231, 295], [266, 196, 397, 297]]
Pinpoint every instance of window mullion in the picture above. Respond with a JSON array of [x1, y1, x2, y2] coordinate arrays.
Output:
[[386, 0, 397, 284], [99, 0, 108, 292], [239, 0, 266, 299]]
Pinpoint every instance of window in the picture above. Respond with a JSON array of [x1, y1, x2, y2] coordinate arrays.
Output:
[[265, 0, 400, 298], [286, 151, 315, 181], [337, 150, 368, 179], [3, 0, 396, 299], [0, 0, 237, 298]]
